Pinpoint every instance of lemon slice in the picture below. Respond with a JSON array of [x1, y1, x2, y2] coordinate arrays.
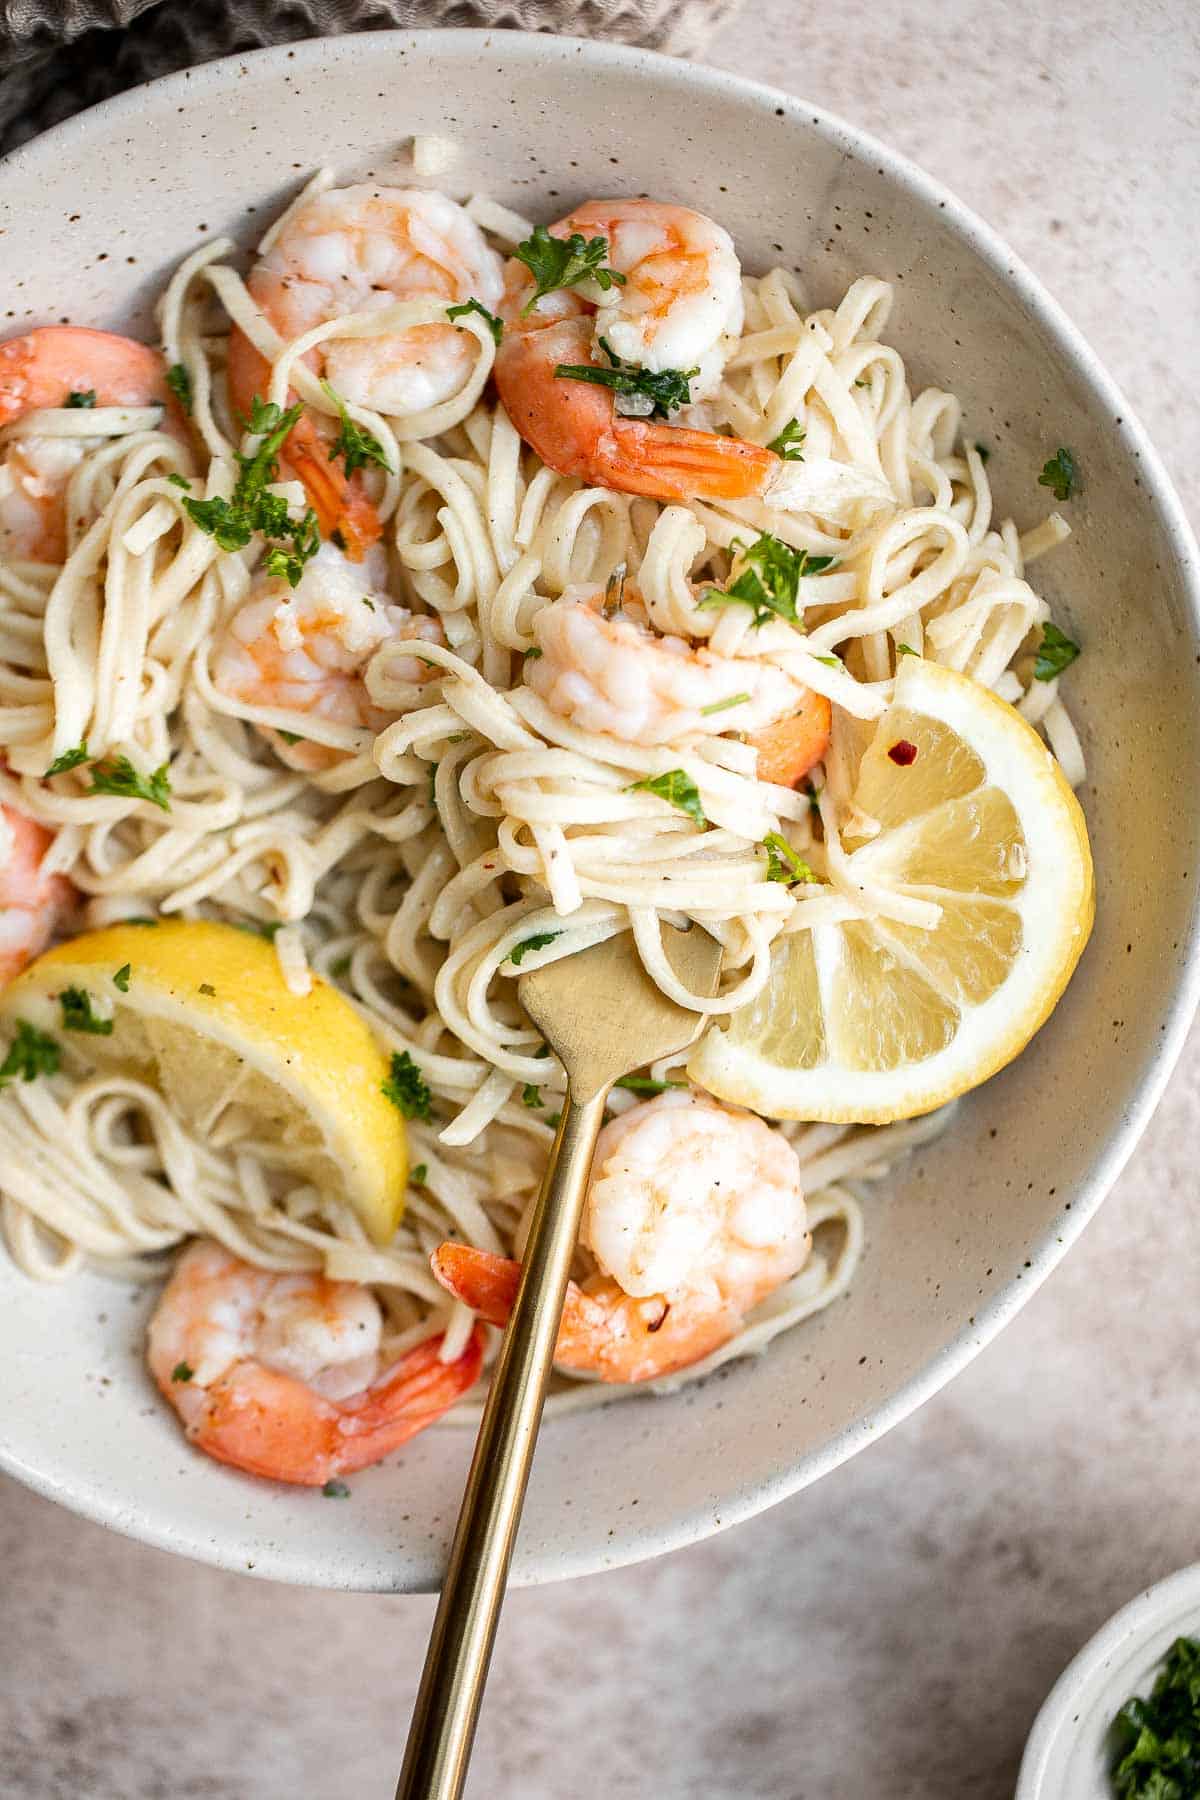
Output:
[[689, 658, 1094, 1124], [0, 920, 408, 1242]]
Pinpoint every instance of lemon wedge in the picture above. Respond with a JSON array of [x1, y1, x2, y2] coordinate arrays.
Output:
[[0, 920, 408, 1243], [689, 658, 1094, 1124]]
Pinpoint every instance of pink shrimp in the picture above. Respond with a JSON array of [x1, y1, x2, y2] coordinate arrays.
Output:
[[0, 804, 75, 986], [227, 184, 505, 561], [211, 540, 443, 772], [147, 1238, 484, 1486], [494, 199, 786, 505], [0, 326, 187, 563], [433, 1089, 810, 1384]]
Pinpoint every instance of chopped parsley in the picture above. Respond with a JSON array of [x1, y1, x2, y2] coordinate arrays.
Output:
[[1034, 621, 1081, 682], [44, 741, 89, 777], [322, 1478, 351, 1498], [1111, 1635, 1200, 1799], [166, 363, 193, 415], [382, 1050, 432, 1121], [88, 755, 171, 811], [524, 645, 543, 661], [276, 729, 304, 745], [614, 1075, 686, 1096], [767, 419, 806, 460], [167, 473, 192, 490], [699, 691, 751, 717], [513, 224, 625, 312], [171, 1361, 193, 1383], [699, 533, 836, 629], [814, 654, 843, 669], [321, 380, 393, 479], [555, 336, 697, 419], [198, 983, 216, 997], [447, 299, 504, 344], [896, 643, 919, 657], [762, 832, 817, 885], [126, 917, 160, 927], [0, 1021, 61, 1087], [64, 389, 96, 409], [182, 397, 320, 587], [1038, 446, 1080, 502], [521, 1083, 543, 1109], [329, 952, 353, 980], [508, 931, 562, 967], [113, 964, 132, 993], [59, 987, 114, 1036], [626, 769, 706, 828], [409, 1163, 428, 1186]]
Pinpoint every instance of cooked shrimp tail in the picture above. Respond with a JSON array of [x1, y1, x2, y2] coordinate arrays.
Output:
[[432, 1243, 746, 1385], [497, 314, 776, 504]]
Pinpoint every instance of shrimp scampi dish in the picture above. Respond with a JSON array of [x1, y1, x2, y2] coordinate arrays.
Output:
[[0, 166, 1093, 1488]]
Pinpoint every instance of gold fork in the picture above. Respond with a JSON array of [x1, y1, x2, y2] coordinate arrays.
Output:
[[396, 924, 723, 1799]]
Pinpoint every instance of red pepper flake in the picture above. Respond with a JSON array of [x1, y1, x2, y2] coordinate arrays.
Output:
[[888, 739, 918, 766]]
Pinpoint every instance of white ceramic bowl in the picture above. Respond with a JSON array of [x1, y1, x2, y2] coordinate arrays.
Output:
[[1, 32, 1198, 1593], [1017, 1564, 1200, 1799]]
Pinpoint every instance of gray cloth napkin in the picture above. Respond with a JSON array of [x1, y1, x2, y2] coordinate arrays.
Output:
[[0, 0, 741, 154]]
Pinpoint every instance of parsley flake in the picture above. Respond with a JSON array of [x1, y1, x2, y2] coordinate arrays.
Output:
[[626, 769, 706, 828], [0, 1021, 60, 1087], [1038, 446, 1080, 502], [409, 1163, 428, 1186], [382, 1051, 432, 1121], [198, 983, 216, 997], [322, 1479, 351, 1498], [182, 396, 320, 587], [555, 337, 697, 419], [508, 931, 563, 967], [521, 1083, 543, 1109], [45, 741, 89, 777], [321, 381, 393, 479], [113, 963, 131, 993], [767, 419, 806, 460], [614, 1075, 687, 1096], [762, 832, 817, 885], [59, 987, 113, 1035], [276, 729, 305, 745], [1034, 621, 1081, 682], [236, 919, 281, 942], [171, 1361, 193, 1383], [896, 643, 919, 658], [166, 363, 193, 415], [699, 691, 751, 718], [167, 473, 192, 491], [64, 389, 96, 409], [88, 755, 171, 811], [514, 224, 625, 312], [524, 646, 543, 661], [447, 299, 504, 344], [699, 533, 836, 629]]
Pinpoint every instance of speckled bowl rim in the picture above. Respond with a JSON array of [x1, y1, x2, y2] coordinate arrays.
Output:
[[1, 29, 1199, 1589], [1016, 1562, 1200, 1798]]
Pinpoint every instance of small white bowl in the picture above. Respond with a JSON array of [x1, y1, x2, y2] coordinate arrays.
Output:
[[1017, 1564, 1200, 1799]]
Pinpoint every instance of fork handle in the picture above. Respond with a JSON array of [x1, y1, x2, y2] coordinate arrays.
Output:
[[396, 1086, 610, 1800]]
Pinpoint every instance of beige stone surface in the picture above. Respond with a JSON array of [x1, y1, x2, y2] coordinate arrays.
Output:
[[2, 3, 1199, 1795]]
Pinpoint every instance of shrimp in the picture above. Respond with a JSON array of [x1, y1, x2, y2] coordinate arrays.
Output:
[[227, 185, 505, 558], [432, 1089, 810, 1383], [0, 326, 186, 563], [147, 1238, 484, 1486], [0, 804, 75, 986], [212, 540, 443, 771], [526, 583, 831, 783], [494, 199, 786, 505]]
